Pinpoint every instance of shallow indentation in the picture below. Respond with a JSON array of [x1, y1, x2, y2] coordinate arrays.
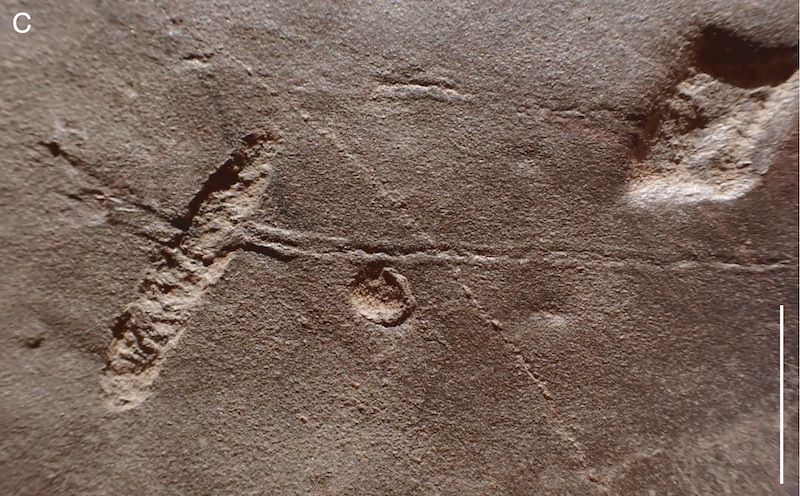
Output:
[[350, 265, 415, 326]]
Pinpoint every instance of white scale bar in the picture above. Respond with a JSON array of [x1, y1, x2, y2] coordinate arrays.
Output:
[[779, 304, 784, 485]]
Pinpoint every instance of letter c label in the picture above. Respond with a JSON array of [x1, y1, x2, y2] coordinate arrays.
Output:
[[13, 12, 31, 34]]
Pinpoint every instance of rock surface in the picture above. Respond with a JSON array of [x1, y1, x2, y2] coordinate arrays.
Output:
[[1, 1, 798, 494]]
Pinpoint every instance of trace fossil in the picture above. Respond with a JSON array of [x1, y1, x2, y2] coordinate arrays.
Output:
[[101, 30, 797, 411], [100, 125, 791, 411], [102, 132, 279, 410]]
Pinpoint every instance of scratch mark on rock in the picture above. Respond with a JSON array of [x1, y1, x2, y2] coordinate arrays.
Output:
[[371, 71, 472, 102], [372, 83, 474, 102], [232, 225, 791, 271], [450, 267, 587, 464]]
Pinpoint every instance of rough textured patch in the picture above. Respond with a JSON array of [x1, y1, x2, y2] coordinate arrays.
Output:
[[103, 133, 278, 409], [627, 28, 798, 205], [350, 265, 415, 326]]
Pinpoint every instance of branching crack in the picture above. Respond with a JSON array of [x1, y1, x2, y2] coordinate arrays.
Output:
[[97, 115, 791, 417]]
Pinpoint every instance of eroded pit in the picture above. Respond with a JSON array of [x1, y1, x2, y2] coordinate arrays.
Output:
[[626, 26, 798, 206], [350, 264, 415, 326]]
